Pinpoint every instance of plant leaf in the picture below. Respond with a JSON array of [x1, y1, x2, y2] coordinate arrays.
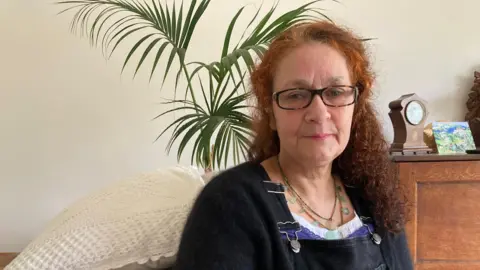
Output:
[[134, 37, 163, 77], [109, 25, 150, 58], [149, 41, 169, 81], [57, 0, 211, 97], [57, 0, 334, 169], [221, 7, 244, 59], [211, 0, 326, 83], [101, 15, 136, 55], [122, 33, 157, 74]]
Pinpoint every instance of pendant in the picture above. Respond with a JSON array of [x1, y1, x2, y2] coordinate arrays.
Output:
[[288, 196, 297, 204], [290, 239, 301, 253], [341, 207, 350, 215], [324, 229, 341, 240]]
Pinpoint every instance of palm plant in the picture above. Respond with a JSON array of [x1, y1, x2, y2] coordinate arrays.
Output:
[[57, 0, 331, 170]]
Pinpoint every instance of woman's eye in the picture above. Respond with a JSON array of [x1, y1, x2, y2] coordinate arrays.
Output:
[[325, 88, 345, 97], [287, 94, 301, 99], [286, 91, 308, 99]]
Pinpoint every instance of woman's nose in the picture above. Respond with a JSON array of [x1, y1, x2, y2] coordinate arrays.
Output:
[[304, 94, 331, 122]]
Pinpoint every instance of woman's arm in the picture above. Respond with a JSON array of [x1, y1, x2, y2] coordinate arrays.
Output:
[[173, 175, 266, 270]]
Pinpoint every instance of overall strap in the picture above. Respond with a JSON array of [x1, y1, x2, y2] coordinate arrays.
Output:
[[344, 185, 386, 236], [261, 180, 305, 259], [262, 181, 292, 220], [249, 162, 298, 227], [262, 181, 300, 230], [344, 185, 395, 269]]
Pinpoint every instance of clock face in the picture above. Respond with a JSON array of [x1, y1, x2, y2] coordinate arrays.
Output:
[[405, 100, 425, 125]]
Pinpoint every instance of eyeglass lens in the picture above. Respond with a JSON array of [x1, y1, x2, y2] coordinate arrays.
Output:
[[277, 86, 355, 109]]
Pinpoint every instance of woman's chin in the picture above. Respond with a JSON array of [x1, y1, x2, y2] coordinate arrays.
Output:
[[298, 144, 339, 159], [299, 151, 339, 165]]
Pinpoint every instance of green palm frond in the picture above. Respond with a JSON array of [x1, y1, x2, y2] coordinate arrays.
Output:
[[215, 0, 328, 86], [57, 0, 336, 169], [56, 0, 211, 99], [180, 0, 330, 97], [180, 0, 330, 98], [155, 72, 252, 169]]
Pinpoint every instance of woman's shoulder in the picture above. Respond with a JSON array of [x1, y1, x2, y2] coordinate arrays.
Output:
[[185, 161, 272, 230], [175, 161, 281, 270], [201, 161, 269, 196]]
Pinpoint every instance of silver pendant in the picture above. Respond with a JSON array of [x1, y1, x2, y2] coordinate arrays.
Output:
[[372, 233, 382, 245], [290, 239, 301, 253]]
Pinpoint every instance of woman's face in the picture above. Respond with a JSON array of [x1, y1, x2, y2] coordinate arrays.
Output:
[[271, 42, 355, 165]]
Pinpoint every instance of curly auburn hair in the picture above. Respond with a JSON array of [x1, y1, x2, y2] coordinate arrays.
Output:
[[247, 20, 407, 232]]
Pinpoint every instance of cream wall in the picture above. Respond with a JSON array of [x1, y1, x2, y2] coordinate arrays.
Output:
[[1, 0, 479, 252]]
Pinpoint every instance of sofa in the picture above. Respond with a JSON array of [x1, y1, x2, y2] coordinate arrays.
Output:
[[5, 165, 215, 270]]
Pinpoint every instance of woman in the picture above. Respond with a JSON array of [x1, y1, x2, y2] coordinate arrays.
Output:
[[174, 20, 413, 270]]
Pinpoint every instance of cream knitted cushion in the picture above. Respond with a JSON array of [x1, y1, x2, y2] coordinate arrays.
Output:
[[6, 165, 206, 270]]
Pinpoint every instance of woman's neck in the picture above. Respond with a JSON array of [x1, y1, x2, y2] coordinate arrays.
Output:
[[277, 152, 336, 204]]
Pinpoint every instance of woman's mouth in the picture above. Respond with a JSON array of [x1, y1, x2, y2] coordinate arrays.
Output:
[[307, 133, 333, 140]]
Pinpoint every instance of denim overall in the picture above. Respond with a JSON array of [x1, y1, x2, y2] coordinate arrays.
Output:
[[263, 180, 389, 270]]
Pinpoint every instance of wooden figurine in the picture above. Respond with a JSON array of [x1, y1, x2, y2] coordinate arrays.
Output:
[[465, 71, 480, 146]]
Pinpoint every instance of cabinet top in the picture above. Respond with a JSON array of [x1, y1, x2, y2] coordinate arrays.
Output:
[[390, 153, 480, 162]]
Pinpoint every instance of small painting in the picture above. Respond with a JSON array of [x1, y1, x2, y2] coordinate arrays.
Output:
[[432, 122, 476, 154]]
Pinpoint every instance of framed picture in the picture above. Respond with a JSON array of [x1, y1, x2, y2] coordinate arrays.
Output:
[[432, 121, 476, 154]]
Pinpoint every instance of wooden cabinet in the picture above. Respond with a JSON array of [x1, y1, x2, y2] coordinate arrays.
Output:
[[392, 154, 480, 270], [0, 253, 17, 270]]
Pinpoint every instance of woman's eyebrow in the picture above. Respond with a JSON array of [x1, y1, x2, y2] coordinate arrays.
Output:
[[328, 76, 344, 85], [283, 77, 345, 89], [285, 79, 311, 88]]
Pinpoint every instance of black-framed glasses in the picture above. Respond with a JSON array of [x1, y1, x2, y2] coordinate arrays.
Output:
[[272, 85, 358, 110]]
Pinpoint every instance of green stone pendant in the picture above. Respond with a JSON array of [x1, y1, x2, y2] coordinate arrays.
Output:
[[288, 196, 297, 204], [341, 207, 350, 215], [325, 229, 341, 240]]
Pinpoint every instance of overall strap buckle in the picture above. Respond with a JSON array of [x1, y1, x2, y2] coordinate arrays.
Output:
[[360, 216, 383, 245], [262, 180, 286, 194], [277, 221, 302, 253], [262, 180, 301, 253]]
